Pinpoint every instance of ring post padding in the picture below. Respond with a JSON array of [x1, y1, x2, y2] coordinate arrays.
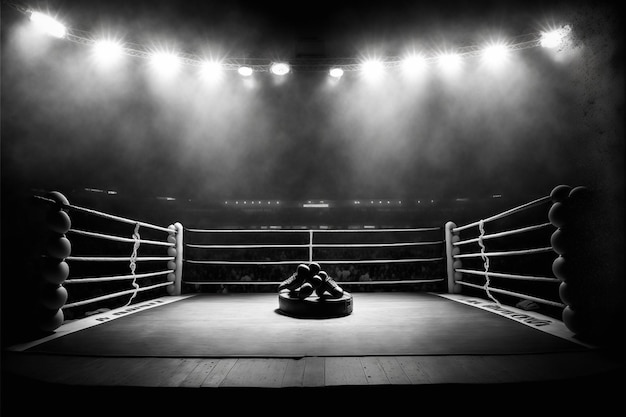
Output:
[[278, 292, 353, 318], [173, 222, 184, 296], [445, 221, 460, 293]]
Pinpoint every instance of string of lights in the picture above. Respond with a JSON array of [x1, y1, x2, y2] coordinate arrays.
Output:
[[4, 1, 572, 78]]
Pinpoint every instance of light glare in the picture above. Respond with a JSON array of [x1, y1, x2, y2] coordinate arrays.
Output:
[[329, 67, 344, 78], [200, 60, 223, 80], [238, 66, 253, 76], [540, 25, 572, 48], [361, 59, 384, 79], [270, 62, 290, 75], [481, 43, 510, 67], [401, 54, 426, 73], [30, 11, 66, 38], [150, 51, 182, 76], [93, 40, 124, 64], [437, 52, 461, 68]]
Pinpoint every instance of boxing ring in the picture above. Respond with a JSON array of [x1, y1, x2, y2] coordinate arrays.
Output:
[[2, 186, 624, 413]]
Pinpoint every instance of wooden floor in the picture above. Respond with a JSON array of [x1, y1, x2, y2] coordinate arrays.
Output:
[[3, 351, 624, 413], [2, 293, 624, 414]]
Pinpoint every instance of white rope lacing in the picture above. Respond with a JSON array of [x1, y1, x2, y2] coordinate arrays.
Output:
[[125, 223, 141, 306], [478, 219, 500, 306]]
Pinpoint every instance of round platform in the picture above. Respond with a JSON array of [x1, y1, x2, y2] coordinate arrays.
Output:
[[278, 291, 353, 318]]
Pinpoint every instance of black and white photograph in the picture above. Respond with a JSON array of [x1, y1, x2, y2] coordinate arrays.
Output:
[[1, 0, 624, 414]]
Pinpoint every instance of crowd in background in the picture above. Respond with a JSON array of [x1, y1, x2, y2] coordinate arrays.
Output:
[[182, 260, 447, 294]]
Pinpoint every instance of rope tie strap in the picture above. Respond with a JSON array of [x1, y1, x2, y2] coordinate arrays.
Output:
[[125, 223, 141, 306], [478, 220, 500, 306]]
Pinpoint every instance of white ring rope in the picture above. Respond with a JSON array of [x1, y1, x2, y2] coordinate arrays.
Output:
[[62, 282, 173, 309], [454, 223, 552, 246], [68, 228, 174, 247], [184, 278, 443, 286], [455, 269, 559, 282], [188, 243, 308, 249], [185, 259, 304, 266], [184, 257, 443, 266], [66, 256, 175, 262], [124, 223, 141, 306], [453, 247, 553, 258], [453, 195, 551, 233], [34, 195, 174, 233], [64, 270, 173, 284], [457, 281, 566, 308], [185, 227, 441, 233], [478, 219, 500, 306], [186, 241, 443, 249]]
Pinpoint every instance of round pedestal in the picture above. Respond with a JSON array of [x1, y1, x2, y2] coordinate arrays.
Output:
[[278, 291, 353, 318]]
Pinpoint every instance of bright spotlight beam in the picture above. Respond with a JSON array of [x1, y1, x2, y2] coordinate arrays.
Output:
[[29, 11, 66, 38]]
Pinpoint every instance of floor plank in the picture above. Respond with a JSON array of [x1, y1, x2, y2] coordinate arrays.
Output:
[[404, 356, 471, 384], [202, 358, 238, 387], [221, 358, 289, 388], [178, 359, 220, 387], [377, 356, 411, 385], [360, 357, 389, 385], [55, 357, 111, 385], [282, 358, 306, 387], [163, 358, 208, 387], [119, 357, 187, 386], [395, 356, 434, 384], [302, 356, 325, 387], [325, 356, 368, 386]]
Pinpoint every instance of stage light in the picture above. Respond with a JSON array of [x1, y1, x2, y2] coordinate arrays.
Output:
[[329, 67, 344, 78], [540, 25, 571, 48], [270, 62, 290, 75], [238, 66, 253, 76], [436, 52, 463, 77], [361, 59, 384, 79], [401, 54, 427, 74], [481, 43, 510, 67], [200, 60, 223, 80], [93, 39, 124, 64], [29, 11, 66, 38], [149, 51, 182, 76], [437, 52, 462, 69]]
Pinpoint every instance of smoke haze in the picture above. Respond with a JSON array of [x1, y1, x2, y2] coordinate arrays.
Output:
[[1, 1, 622, 203]]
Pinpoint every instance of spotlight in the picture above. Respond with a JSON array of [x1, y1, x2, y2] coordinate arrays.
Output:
[[200, 60, 223, 80], [481, 43, 510, 67], [436, 52, 462, 75], [93, 39, 124, 65], [329, 67, 344, 78], [540, 25, 572, 48], [149, 51, 182, 77], [401, 54, 426, 74], [437, 52, 461, 68], [270, 62, 290, 75], [29, 11, 66, 38], [238, 66, 253, 76], [361, 59, 384, 79]]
